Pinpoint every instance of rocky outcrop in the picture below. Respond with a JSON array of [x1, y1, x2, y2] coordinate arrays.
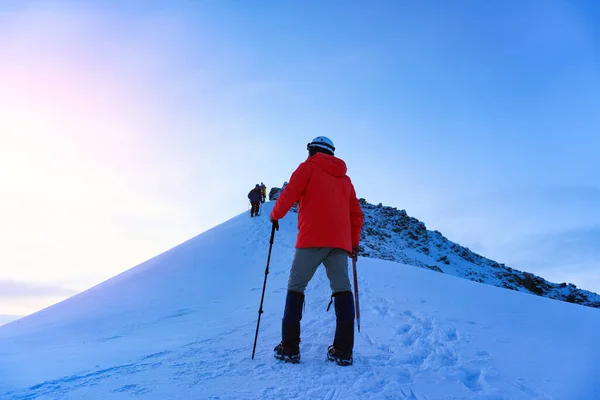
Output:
[[269, 183, 287, 201], [357, 200, 600, 308]]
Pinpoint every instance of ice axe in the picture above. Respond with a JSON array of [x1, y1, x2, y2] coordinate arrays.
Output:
[[352, 253, 361, 332]]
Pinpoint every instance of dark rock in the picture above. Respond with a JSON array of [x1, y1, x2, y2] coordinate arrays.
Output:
[[427, 265, 444, 273]]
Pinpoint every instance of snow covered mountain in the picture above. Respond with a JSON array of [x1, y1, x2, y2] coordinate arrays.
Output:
[[1, 202, 599, 399], [270, 187, 600, 308]]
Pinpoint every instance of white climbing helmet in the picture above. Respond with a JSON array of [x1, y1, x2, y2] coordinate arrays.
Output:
[[307, 136, 335, 154]]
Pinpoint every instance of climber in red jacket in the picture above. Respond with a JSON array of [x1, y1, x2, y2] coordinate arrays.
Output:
[[270, 136, 363, 366]]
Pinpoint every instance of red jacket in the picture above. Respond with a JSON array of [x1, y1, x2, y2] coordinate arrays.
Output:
[[271, 153, 363, 253]]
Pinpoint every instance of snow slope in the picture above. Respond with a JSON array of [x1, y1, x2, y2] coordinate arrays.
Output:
[[1, 202, 599, 399]]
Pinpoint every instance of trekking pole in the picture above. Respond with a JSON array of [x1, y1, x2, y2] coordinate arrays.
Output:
[[252, 224, 276, 359], [352, 254, 361, 332]]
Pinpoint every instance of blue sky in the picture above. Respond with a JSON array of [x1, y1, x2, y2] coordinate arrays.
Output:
[[1, 0, 599, 314]]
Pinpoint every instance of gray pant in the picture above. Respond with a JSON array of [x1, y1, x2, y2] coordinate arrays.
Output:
[[288, 248, 351, 293]]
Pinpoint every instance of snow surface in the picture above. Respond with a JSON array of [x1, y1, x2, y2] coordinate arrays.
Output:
[[1, 202, 599, 399]]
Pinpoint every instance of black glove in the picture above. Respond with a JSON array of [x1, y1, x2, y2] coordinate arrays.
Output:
[[350, 246, 359, 260], [271, 219, 279, 231]]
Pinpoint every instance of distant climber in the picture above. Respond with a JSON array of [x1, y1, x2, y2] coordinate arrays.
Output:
[[270, 136, 363, 365], [260, 182, 267, 204], [248, 184, 262, 217]]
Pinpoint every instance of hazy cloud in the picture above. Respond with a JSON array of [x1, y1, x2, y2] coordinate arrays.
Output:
[[0, 315, 22, 326], [428, 186, 600, 293], [431, 185, 600, 245], [496, 226, 600, 293], [0, 280, 76, 298]]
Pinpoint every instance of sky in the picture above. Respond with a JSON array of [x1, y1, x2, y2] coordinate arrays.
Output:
[[1, 0, 599, 316]]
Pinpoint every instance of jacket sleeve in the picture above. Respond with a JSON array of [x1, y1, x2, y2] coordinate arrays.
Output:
[[349, 182, 363, 248], [271, 162, 311, 221], [248, 191, 252, 200]]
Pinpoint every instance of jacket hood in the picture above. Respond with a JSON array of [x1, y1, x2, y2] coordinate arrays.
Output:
[[309, 153, 347, 177]]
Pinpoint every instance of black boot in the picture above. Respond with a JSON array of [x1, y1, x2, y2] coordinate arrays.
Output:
[[274, 290, 304, 364], [328, 291, 354, 366]]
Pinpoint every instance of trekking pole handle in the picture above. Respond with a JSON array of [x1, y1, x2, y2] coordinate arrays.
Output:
[[269, 224, 275, 245]]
